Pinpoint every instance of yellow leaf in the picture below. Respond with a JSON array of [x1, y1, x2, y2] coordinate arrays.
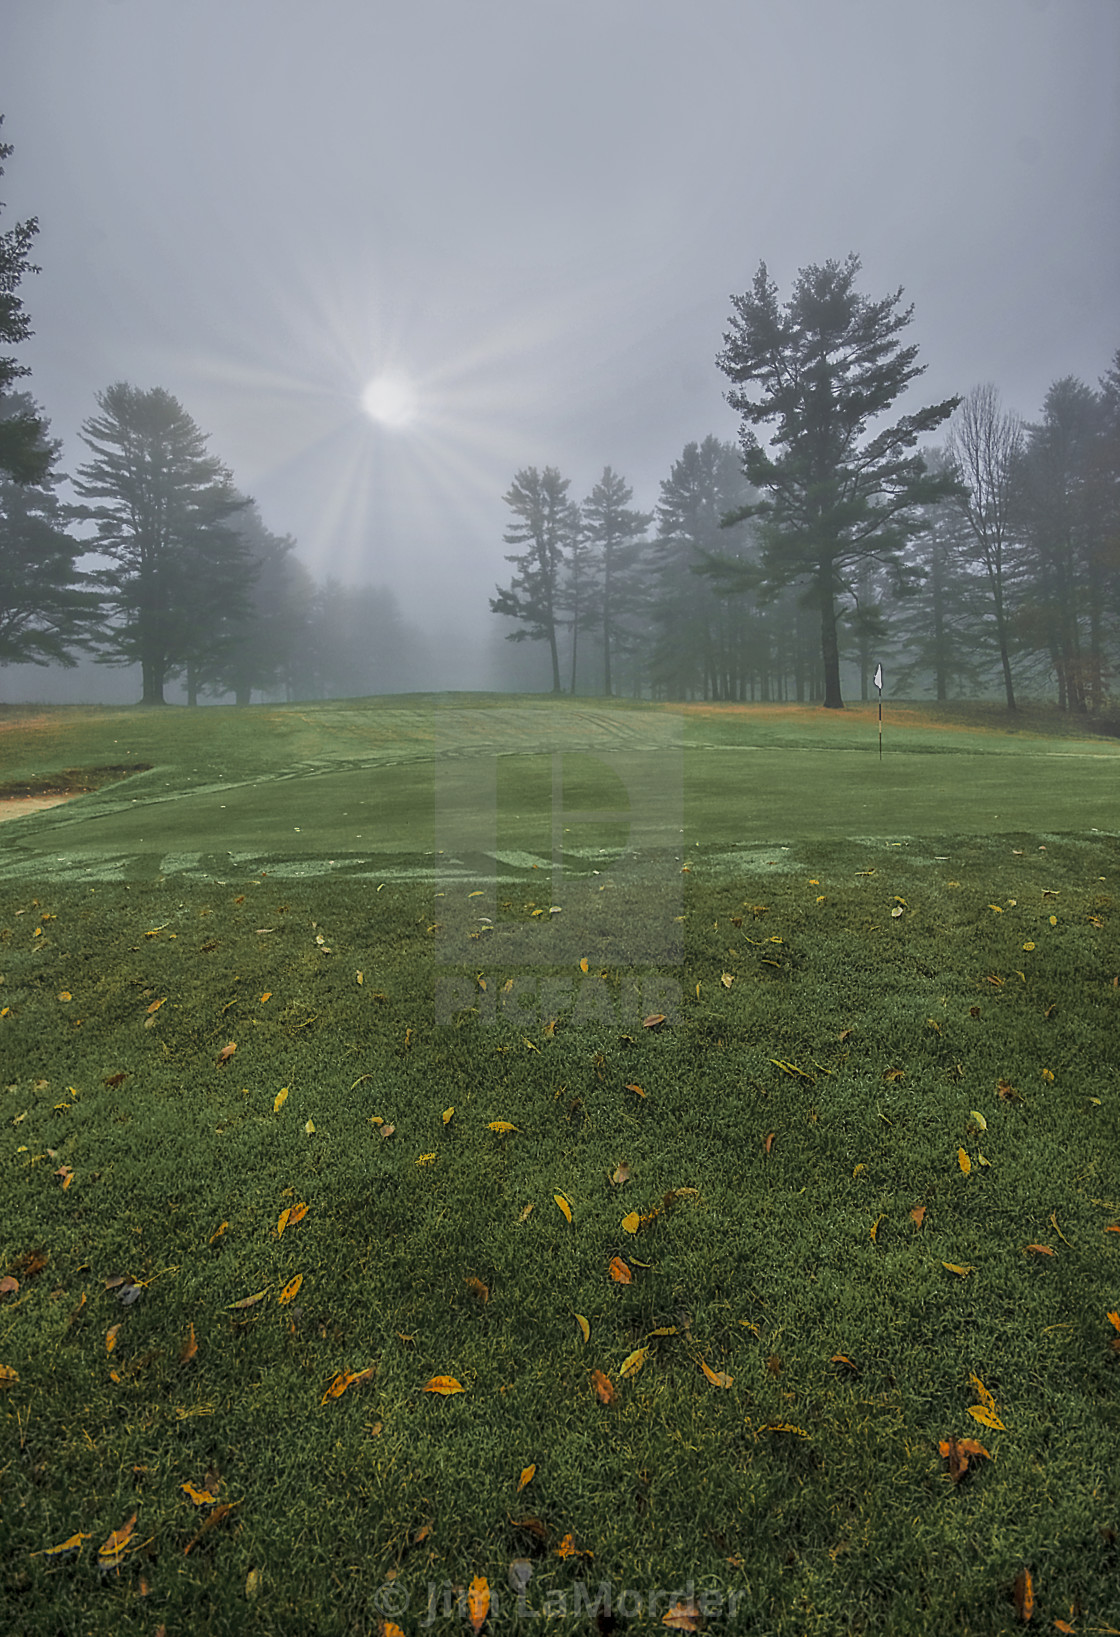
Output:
[[967, 1404, 1006, 1430], [573, 1313, 589, 1343], [181, 1481, 218, 1505], [969, 1373, 997, 1413], [958, 1148, 971, 1175], [0, 1363, 21, 1387], [870, 1213, 884, 1242], [277, 1207, 291, 1237], [356, 971, 363, 985], [1041, 1067, 1054, 1082], [416, 1153, 436, 1166], [31, 1531, 92, 1559], [227, 1287, 268, 1310], [274, 1086, 289, 1113], [106, 1324, 121, 1354], [209, 1221, 228, 1245], [442, 1106, 455, 1124], [517, 1463, 536, 1493], [246, 1568, 261, 1598], [279, 1274, 303, 1304], [98, 1511, 138, 1562], [580, 957, 589, 973], [619, 1345, 650, 1379], [488, 1120, 520, 1133], [304, 1118, 315, 1134], [468, 1574, 490, 1634], [942, 1262, 973, 1277], [1022, 942, 1036, 952], [145, 997, 164, 1015], [554, 1193, 573, 1223], [663, 1599, 704, 1631], [621, 1210, 641, 1234], [699, 1358, 733, 1388], [988, 904, 1003, 914], [970, 1110, 987, 1130], [260, 992, 271, 1003], [721, 972, 735, 988], [423, 1375, 465, 1395], [517, 1202, 534, 1223]]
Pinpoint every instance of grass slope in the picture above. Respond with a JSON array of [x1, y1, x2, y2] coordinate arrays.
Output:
[[1, 697, 1118, 1636]]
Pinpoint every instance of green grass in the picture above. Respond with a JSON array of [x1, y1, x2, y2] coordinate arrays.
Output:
[[1, 696, 1119, 1635]]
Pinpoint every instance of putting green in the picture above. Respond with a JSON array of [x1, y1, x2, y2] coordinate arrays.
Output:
[[0, 696, 1116, 883]]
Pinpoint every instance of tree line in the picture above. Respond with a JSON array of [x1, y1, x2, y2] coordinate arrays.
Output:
[[492, 257, 1119, 713], [2, 116, 1117, 713]]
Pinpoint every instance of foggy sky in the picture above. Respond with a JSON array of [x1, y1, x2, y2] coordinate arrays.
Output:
[[2, 0, 1118, 690]]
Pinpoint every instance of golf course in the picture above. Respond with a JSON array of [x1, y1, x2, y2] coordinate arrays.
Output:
[[2, 693, 1118, 1636]]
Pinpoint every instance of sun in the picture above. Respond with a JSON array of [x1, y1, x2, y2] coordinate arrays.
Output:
[[360, 373, 420, 429]]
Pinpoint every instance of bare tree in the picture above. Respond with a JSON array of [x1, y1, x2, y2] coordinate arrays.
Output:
[[945, 383, 1022, 710]]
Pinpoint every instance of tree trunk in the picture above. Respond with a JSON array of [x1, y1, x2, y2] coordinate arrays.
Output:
[[141, 657, 166, 705], [818, 562, 844, 709]]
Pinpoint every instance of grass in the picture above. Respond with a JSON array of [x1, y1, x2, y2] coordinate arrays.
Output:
[[1, 695, 1119, 1636]]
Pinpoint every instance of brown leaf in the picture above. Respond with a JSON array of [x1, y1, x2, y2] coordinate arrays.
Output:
[[180, 1323, 198, 1363], [184, 1500, 240, 1554], [465, 1276, 489, 1304], [510, 1515, 548, 1542], [0, 1275, 19, 1298], [103, 1072, 127, 1088], [910, 1205, 927, 1229], [611, 1161, 631, 1186], [1012, 1566, 1034, 1622], [663, 1600, 703, 1631], [591, 1368, 616, 1405], [624, 1082, 647, 1099], [608, 1256, 632, 1284], [765, 1353, 782, 1376], [997, 1079, 1021, 1102], [642, 1013, 666, 1029], [830, 1354, 858, 1372], [764, 1131, 775, 1155], [699, 1358, 733, 1388], [1024, 1243, 1055, 1257], [216, 1042, 237, 1066]]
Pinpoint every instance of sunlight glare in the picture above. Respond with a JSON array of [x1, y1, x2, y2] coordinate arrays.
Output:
[[361, 373, 420, 429]]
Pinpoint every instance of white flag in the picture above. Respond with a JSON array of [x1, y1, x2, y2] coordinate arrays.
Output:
[[873, 663, 883, 690]]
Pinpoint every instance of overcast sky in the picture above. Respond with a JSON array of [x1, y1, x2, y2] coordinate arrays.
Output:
[[2, 0, 1118, 671]]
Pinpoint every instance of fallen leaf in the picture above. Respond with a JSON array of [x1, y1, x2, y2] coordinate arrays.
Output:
[[422, 1376, 465, 1395], [103, 1072, 127, 1088], [181, 1481, 218, 1505], [517, 1464, 535, 1493], [468, 1575, 490, 1634], [624, 1082, 647, 1099], [31, 1531, 92, 1560], [0, 1276, 19, 1298], [442, 1106, 454, 1125], [488, 1120, 520, 1134], [910, 1206, 927, 1229], [1024, 1243, 1055, 1257], [216, 1042, 236, 1065], [663, 1600, 703, 1631], [106, 1324, 121, 1354], [969, 1374, 998, 1414], [591, 1369, 616, 1405], [699, 1358, 733, 1388], [611, 1161, 631, 1186], [321, 1368, 375, 1404], [0, 1364, 21, 1387], [642, 1013, 666, 1029], [580, 958, 589, 973], [465, 1276, 489, 1304], [246, 1568, 261, 1598], [967, 1404, 1006, 1431], [184, 1500, 240, 1554], [942, 1262, 973, 1277], [98, 1510, 138, 1563], [764, 1131, 776, 1155], [721, 972, 735, 988], [279, 1274, 303, 1304], [180, 1323, 198, 1362], [958, 1148, 972, 1175], [260, 992, 271, 1003], [517, 1203, 534, 1223], [227, 1288, 268, 1310], [608, 1256, 632, 1284], [619, 1345, 650, 1379], [274, 1086, 289, 1112], [554, 1193, 573, 1223], [209, 1221, 228, 1245], [574, 1313, 590, 1343], [621, 1210, 641, 1234], [1012, 1566, 1034, 1622]]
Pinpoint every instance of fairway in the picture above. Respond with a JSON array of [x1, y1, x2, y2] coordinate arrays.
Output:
[[2, 695, 1119, 1637]]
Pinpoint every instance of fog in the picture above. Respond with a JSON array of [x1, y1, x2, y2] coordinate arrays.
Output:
[[1, 0, 1117, 701]]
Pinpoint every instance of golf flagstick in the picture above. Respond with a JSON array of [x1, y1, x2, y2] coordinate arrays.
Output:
[[874, 663, 883, 759]]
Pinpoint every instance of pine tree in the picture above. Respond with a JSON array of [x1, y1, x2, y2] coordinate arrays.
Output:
[[490, 466, 578, 694], [715, 255, 960, 707], [0, 120, 51, 486], [580, 466, 652, 696], [74, 383, 252, 704]]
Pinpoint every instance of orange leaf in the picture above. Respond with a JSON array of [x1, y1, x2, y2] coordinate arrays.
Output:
[[422, 1375, 465, 1395], [910, 1205, 927, 1229], [1107, 1312, 1120, 1334], [517, 1464, 535, 1493], [699, 1358, 733, 1388], [1012, 1566, 1034, 1622], [216, 1042, 236, 1065], [624, 1082, 647, 1099], [0, 1363, 21, 1388], [591, 1369, 616, 1405], [579, 958, 589, 973], [106, 1323, 121, 1354], [830, 1354, 857, 1371], [1024, 1243, 1055, 1256], [1053, 1622, 1076, 1635], [958, 1148, 971, 1175], [184, 1500, 239, 1554], [279, 1274, 303, 1304], [98, 1510, 138, 1562], [764, 1131, 776, 1155], [180, 1322, 198, 1363], [608, 1256, 632, 1284], [663, 1600, 703, 1631], [468, 1575, 489, 1635], [465, 1276, 489, 1304], [181, 1481, 218, 1505]]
